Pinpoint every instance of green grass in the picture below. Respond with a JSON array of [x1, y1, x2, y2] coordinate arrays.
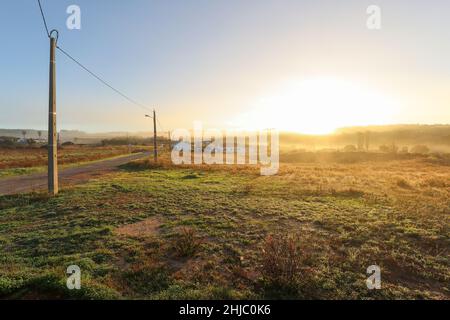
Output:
[[0, 167, 46, 178], [0, 152, 143, 178], [0, 145, 150, 178], [0, 160, 448, 299]]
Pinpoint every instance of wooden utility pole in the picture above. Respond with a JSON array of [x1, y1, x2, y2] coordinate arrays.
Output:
[[153, 110, 158, 162], [48, 34, 58, 195], [168, 130, 172, 151]]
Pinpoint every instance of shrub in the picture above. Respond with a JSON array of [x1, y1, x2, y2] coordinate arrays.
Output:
[[410, 145, 429, 154], [379, 144, 398, 153], [399, 146, 409, 154], [0, 136, 19, 147], [172, 227, 202, 258], [260, 233, 307, 293], [396, 178, 413, 189], [26, 138, 37, 145], [343, 145, 357, 152]]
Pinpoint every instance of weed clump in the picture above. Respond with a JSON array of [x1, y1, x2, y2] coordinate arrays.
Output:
[[396, 178, 413, 189], [172, 227, 203, 258], [260, 233, 309, 296]]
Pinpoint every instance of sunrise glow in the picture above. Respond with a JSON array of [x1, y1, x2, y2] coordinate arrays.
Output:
[[232, 78, 400, 134]]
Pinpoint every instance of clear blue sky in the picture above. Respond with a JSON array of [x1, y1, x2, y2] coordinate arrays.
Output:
[[1, 0, 449, 133]]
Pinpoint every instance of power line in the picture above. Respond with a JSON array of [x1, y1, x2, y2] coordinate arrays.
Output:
[[37, 0, 50, 38], [37, 1, 156, 116], [156, 117, 165, 133], [56, 45, 153, 113], [37, 1, 161, 193]]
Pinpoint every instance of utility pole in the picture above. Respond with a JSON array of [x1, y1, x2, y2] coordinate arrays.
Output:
[[48, 31, 58, 195], [127, 132, 131, 154], [146, 111, 158, 162], [168, 130, 172, 151], [153, 109, 158, 162]]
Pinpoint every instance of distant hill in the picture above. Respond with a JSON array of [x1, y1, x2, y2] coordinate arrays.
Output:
[[1, 124, 449, 152], [281, 124, 450, 152], [335, 124, 450, 134]]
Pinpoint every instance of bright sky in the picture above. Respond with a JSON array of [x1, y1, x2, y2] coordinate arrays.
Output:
[[0, 0, 449, 134]]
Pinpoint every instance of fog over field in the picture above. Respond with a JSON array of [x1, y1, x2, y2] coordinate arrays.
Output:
[[2, 124, 449, 151]]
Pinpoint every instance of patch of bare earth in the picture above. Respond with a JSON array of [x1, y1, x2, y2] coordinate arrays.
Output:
[[115, 218, 161, 238]]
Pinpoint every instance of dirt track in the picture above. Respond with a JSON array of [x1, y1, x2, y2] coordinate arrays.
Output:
[[0, 152, 150, 196]]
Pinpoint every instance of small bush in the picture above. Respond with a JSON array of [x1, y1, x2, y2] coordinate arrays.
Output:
[[260, 233, 307, 294], [343, 145, 357, 152], [172, 227, 202, 258], [379, 144, 398, 153], [396, 178, 413, 189], [410, 145, 429, 154]]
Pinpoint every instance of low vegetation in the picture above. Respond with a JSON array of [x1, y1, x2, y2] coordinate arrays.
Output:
[[172, 227, 203, 258], [260, 233, 309, 297], [0, 150, 448, 299], [0, 145, 148, 177]]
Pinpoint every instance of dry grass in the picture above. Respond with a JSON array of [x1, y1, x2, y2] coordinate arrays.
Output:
[[0, 149, 448, 299], [0, 145, 148, 170], [114, 218, 161, 238]]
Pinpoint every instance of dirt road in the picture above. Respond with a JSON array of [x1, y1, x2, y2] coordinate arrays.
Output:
[[0, 152, 150, 196]]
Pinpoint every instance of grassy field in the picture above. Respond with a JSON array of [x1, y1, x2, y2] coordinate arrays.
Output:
[[0, 152, 448, 299], [0, 145, 148, 178]]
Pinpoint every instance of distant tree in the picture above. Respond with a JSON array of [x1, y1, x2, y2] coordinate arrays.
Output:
[[390, 143, 399, 154], [410, 145, 429, 154], [379, 144, 398, 153], [357, 132, 364, 150], [37, 131, 42, 141], [21, 130, 27, 141], [344, 145, 357, 152], [365, 131, 370, 151], [399, 146, 409, 154], [0, 136, 19, 147], [379, 145, 390, 153]]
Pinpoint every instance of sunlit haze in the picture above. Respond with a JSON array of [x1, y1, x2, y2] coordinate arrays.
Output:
[[230, 77, 399, 134], [1, 0, 449, 133]]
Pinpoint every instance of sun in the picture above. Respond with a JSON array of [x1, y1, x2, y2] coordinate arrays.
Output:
[[233, 77, 399, 134]]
